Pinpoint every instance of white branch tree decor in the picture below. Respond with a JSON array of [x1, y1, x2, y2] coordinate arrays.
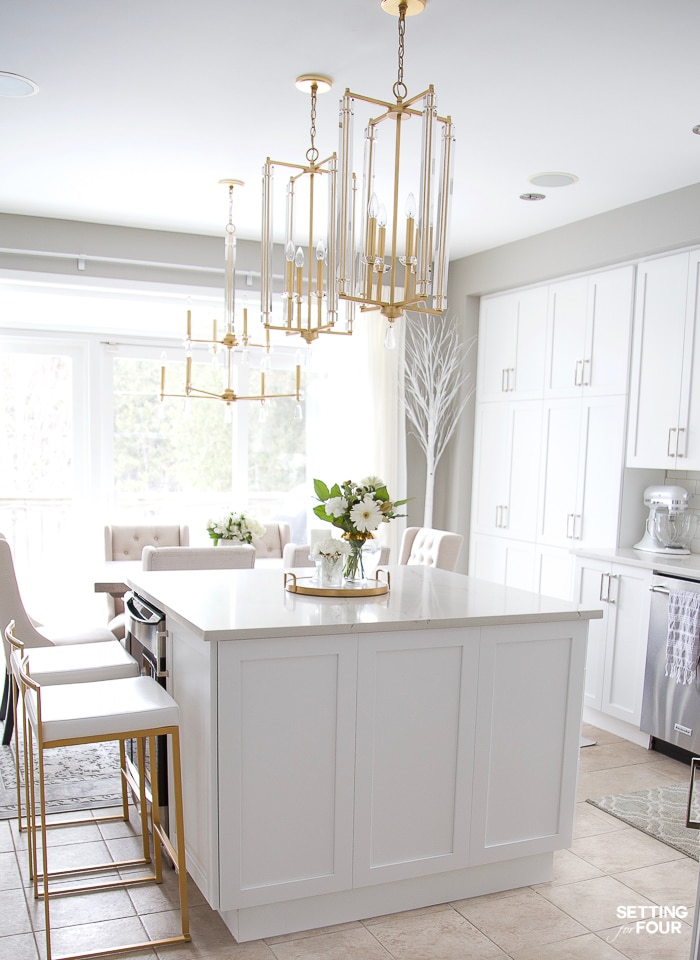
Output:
[[403, 313, 476, 528]]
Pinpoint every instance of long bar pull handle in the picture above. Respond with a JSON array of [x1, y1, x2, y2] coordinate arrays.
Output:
[[501, 368, 508, 393], [566, 513, 574, 539], [501, 504, 508, 529], [582, 358, 591, 386], [607, 573, 618, 604], [507, 367, 515, 392], [574, 359, 582, 387], [668, 427, 677, 457], [677, 427, 686, 458], [495, 505, 502, 528], [572, 513, 582, 540], [686, 757, 700, 829], [599, 573, 608, 603]]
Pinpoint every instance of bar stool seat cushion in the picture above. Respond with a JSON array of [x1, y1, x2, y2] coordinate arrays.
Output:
[[24, 675, 179, 744], [10, 640, 138, 687], [39, 626, 118, 645]]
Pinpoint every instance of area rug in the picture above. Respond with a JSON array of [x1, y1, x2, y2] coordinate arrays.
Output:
[[588, 783, 700, 861], [0, 732, 123, 820]]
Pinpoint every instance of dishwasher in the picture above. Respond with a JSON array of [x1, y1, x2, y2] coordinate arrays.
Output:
[[640, 572, 700, 759], [123, 591, 170, 830]]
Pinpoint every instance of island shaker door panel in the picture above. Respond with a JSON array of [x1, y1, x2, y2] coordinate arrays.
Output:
[[470, 621, 587, 864], [217, 636, 357, 909], [353, 629, 479, 885]]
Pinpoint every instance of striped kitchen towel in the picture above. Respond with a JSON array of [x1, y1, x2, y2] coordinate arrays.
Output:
[[666, 589, 700, 684]]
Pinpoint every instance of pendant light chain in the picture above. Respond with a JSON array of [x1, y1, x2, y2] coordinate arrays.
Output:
[[393, 2, 408, 101], [306, 81, 319, 165]]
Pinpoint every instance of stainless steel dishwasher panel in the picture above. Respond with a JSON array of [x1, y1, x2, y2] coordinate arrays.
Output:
[[640, 572, 700, 755]]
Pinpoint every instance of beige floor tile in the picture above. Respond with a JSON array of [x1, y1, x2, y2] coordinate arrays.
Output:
[[578, 763, 690, 803], [510, 931, 630, 959], [265, 926, 393, 960], [0, 932, 39, 960], [0, 820, 16, 854], [361, 903, 453, 928], [367, 908, 506, 959], [538, 875, 656, 932], [26, 886, 136, 932], [127, 868, 207, 915], [36, 916, 155, 960], [613, 856, 699, 911], [0, 848, 23, 891], [0, 889, 32, 937], [597, 919, 692, 958], [143, 903, 265, 960], [450, 886, 530, 911], [578, 742, 660, 774], [534, 848, 606, 887], [574, 803, 627, 840], [453, 888, 587, 951], [265, 921, 362, 944], [581, 725, 626, 746], [571, 826, 685, 874]]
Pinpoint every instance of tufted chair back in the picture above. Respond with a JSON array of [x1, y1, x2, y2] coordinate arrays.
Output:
[[254, 522, 291, 560], [142, 544, 255, 570], [104, 525, 189, 637], [398, 527, 463, 572]]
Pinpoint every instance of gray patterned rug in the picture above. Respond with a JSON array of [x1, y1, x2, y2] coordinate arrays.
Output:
[[0, 732, 122, 820], [588, 783, 700, 861]]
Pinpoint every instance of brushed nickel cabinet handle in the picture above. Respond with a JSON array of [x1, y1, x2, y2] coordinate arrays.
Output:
[[686, 757, 699, 829], [582, 358, 591, 387], [668, 427, 677, 457], [677, 427, 686, 458]]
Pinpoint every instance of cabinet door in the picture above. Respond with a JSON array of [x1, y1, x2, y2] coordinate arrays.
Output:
[[217, 635, 357, 909], [470, 620, 588, 864], [478, 287, 547, 401], [354, 629, 479, 884], [535, 545, 575, 601], [537, 399, 581, 547], [469, 534, 536, 591], [627, 253, 689, 468], [602, 564, 653, 725], [677, 250, 700, 468], [586, 266, 634, 396], [575, 395, 626, 547], [471, 401, 541, 540], [545, 276, 588, 397], [574, 557, 610, 710]]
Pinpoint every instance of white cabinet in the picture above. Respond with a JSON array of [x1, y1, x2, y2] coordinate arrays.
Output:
[[574, 557, 652, 725], [471, 400, 542, 541], [478, 286, 548, 401], [218, 635, 358, 909], [470, 534, 536, 591], [537, 395, 627, 550], [545, 266, 634, 399], [470, 621, 587, 864], [353, 630, 478, 885], [627, 250, 700, 469]]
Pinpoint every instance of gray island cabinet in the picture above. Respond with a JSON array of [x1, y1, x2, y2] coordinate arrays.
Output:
[[126, 565, 601, 943]]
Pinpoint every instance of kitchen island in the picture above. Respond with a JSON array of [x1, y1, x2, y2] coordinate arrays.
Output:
[[126, 564, 602, 943]]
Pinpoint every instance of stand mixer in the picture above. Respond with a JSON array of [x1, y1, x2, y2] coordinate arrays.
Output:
[[634, 484, 697, 555]]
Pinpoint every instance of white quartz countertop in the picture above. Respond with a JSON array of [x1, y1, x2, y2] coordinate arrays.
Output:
[[125, 565, 602, 642], [572, 546, 700, 579]]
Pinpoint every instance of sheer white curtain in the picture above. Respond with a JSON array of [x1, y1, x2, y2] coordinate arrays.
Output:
[[304, 315, 407, 559]]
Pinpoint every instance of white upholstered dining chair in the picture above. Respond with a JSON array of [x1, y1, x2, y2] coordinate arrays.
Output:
[[104, 524, 189, 638], [254, 522, 291, 560], [142, 544, 256, 570], [398, 527, 463, 572]]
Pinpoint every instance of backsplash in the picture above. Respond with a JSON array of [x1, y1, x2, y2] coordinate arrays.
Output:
[[665, 469, 700, 553]]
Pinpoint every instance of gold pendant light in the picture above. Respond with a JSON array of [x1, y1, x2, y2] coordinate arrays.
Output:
[[161, 180, 302, 413], [337, 0, 455, 339], [261, 75, 354, 344]]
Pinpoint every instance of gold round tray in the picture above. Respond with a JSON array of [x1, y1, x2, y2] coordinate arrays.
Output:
[[284, 570, 390, 597]]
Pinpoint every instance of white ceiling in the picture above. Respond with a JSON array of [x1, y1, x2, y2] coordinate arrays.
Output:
[[2, 0, 700, 260]]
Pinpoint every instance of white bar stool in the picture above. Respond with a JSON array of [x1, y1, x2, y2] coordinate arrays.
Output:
[[4, 621, 141, 844], [18, 661, 190, 960]]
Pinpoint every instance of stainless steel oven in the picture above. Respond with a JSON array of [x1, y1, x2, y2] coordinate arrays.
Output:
[[124, 591, 169, 828], [640, 572, 700, 759]]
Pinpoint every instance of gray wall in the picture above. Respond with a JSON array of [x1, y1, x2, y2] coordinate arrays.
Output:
[[435, 181, 700, 572]]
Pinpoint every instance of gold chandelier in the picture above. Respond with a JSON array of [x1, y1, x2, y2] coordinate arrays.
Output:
[[336, 0, 455, 340], [261, 75, 354, 343], [160, 179, 302, 413]]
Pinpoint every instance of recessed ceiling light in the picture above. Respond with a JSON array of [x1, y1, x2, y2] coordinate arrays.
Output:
[[0, 72, 38, 97], [520, 193, 546, 201], [528, 172, 579, 188]]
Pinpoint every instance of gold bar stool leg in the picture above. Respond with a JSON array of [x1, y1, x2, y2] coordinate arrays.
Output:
[[135, 737, 152, 865]]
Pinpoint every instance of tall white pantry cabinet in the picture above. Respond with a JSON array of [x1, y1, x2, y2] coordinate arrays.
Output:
[[470, 264, 635, 600]]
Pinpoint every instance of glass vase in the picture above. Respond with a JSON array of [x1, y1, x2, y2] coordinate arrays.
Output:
[[343, 537, 380, 582], [320, 554, 344, 588]]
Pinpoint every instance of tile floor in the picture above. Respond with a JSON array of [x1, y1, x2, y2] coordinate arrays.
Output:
[[0, 724, 697, 960]]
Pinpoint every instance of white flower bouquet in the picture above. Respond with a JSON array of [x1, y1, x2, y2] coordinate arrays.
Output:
[[310, 537, 351, 560], [313, 476, 408, 579], [206, 511, 265, 545]]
